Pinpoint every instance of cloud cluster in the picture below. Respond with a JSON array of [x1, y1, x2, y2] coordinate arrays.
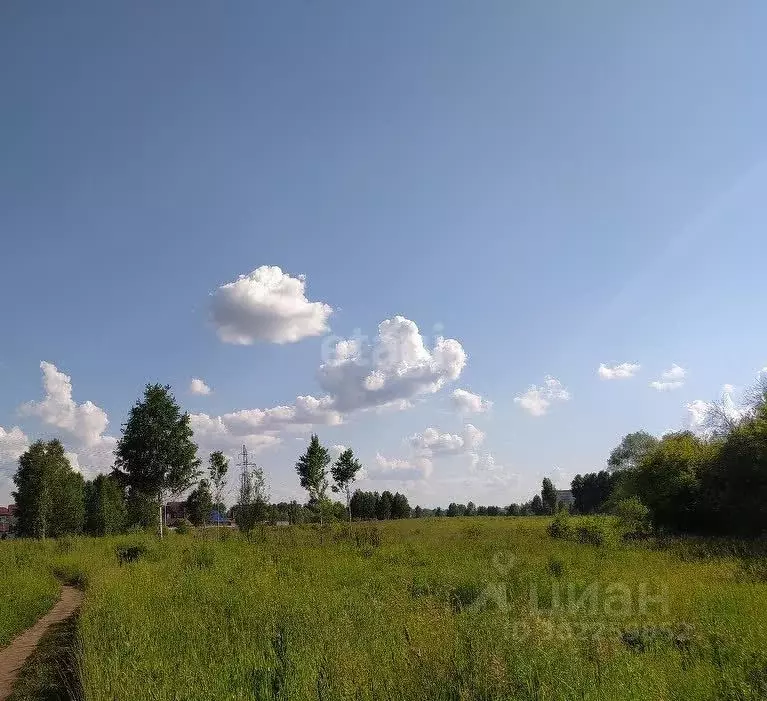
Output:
[[190, 378, 212, 395], [598, 362, 641, 380], [409, 424, 485, 457], [687, 384, 745, 433], [21, 362, 110, 447], [16, 362, 117, 477], [368, 453, 433, 481], [189, 316, 467, 466], [514, 376, 570, 416], [650, 364, 686, 391], [0, 426, 30, 483], [369, 424, 492, 484], [210, 265, 332, 345], [317, 316, 466, 413], [451, 388, 492, 414]]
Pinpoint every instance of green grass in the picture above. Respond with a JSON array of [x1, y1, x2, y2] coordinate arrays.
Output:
[[3, 518, 767, 700], [0, 539, 59, 647]]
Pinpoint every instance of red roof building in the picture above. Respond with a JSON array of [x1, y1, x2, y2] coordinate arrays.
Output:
[[0, 506, 16, 535]]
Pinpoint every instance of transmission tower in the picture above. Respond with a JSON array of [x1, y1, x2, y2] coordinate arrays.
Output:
[[237, 444, 250, 503]]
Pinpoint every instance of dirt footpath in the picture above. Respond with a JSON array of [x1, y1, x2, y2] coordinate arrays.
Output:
[[0, 586, 84, 701]]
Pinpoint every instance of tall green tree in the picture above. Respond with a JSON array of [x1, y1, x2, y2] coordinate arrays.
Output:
[[234, 462, 269, 536], [84, 474, 126, 536], [630, 431, 714, 532], [376, 490, 393, 520], [391, 492, 411, 519], [331, 448, 362, 523], [530, 494, 545, 515], [570, 471, 617, 514], [208, 451, 229, 524], [541, 477, 557, 515], [186, 479, 213, 526], [608, 431, 659, 472], [13, 439, 84, 538], [295, 434, 330, 526], [113, 384, 201, 538]]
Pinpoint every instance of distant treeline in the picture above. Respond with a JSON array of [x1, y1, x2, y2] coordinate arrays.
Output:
[[8, 381, 766, 539]]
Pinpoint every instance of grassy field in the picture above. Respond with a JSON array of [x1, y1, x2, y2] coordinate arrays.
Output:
[[3, 517, 767, 700]]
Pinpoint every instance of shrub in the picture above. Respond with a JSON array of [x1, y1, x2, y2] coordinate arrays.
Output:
[[613, 497, 651, 538], [547, 556, 565, 578], [175, 519, 193, 535], [575, 518, 608, 546], [116, 544, 147, 566], [547, 512, 572, 540]]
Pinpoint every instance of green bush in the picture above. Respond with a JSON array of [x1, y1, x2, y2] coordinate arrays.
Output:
[[175, 519, 193, 535], [613, 497, 651, 538], [547, 512, 572, 539], [575, 518, 609, 546]]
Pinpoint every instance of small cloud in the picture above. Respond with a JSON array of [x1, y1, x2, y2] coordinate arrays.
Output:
[[514, 376, 570, 417], [451, 389, 492, 414], [650, 364, 686, 391], [598, 362, 641, 380], [650, 380, 684, 391], [190, 378, 212, 395], [662, 364, 686, 381]]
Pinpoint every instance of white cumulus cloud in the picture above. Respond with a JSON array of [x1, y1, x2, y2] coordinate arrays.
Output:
[[190, 378, 212, 395], [368, 453, 432, 481], [687, 384, 745, 433], [451, 388, 492, 414], [210, 265, 332, 345], [17, 362, 117, 478], [650, 364, 686, 391], [0, 425, 29, 471], [409, 424, 485, 457], [20, 362, 110, 448], [598, 362, 641, 380], [317, 316, 466, 413], [514, 376, 571, 417]]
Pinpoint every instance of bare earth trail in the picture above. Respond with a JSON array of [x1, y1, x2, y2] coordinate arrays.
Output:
[[0, 586, 84, 701]]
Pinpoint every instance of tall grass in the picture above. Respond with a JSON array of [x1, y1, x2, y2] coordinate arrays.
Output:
[[4, 519, 766, 700], [78, 519, 767, 700]]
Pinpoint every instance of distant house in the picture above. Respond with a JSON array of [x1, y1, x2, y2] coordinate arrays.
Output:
[[0, 505, 17, 536], [165, 501, 187, 525], [556, 490, 575, 508]]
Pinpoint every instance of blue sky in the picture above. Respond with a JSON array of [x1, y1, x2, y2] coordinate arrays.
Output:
[[1, 1, 766, 507]]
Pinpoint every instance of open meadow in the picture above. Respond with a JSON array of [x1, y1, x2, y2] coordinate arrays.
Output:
[[2, 516, 766, 701]]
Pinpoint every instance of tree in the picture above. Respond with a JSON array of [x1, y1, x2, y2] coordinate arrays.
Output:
[[530, 494, 545, 515], [295, 435, 331, 526], [541, 478, 557, 515], [377, 490, 393, 520], [235, 462, 269, 536], [331, 448, 362, 523], [506, 503, 521, 516], [465, 501, 477, 517], [413, 505, 423, 518], [84, 474, 126, 536], [186, 479, 213, 527], [113, 384, 201, 539], [608, 431, 659, 472], [630, 431, 713, 532], [208, 451, 229, 530], [391, 492, 411, 519], [571, 471, 617, 514], [13, 440, 84, 538]]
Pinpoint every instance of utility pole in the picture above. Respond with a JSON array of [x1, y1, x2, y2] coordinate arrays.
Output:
[[237, 445, 250, 507]]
